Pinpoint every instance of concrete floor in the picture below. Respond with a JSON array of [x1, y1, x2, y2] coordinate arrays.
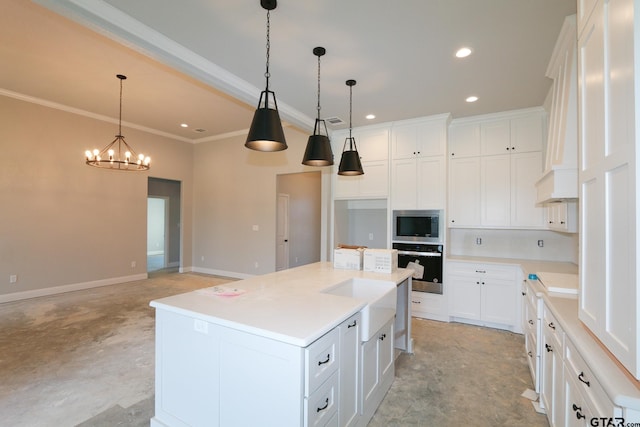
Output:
[[0, 272, 548, 426]]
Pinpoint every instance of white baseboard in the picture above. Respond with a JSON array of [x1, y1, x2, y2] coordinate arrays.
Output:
[[191, 266, 253, 280], [0, 273, 148, 303]]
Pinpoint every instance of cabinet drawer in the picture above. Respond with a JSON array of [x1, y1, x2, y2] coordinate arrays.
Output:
[[542, 304, 564, 349], [564, 338, 617, 416], [305, 371, 339, 427], [526, 331, 540, 392], [524, 297, 538, 336], [305, 328, 339, 396], [524, 279, 539, 311], [448, 262, 517, 280]]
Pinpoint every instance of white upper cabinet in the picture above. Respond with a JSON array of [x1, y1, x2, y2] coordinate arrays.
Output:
[[448, 109, 546, 229], [391, 115, 448, 159], [390, 115, 450, 210], [578, 0, 640, 380], [333, 126, 390, 200]]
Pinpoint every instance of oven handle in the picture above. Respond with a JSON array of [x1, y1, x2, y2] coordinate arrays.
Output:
[[397, 250, 442, 257]]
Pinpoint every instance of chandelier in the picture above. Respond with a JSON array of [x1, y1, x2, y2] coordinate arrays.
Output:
[[85, 74, 150, 170]]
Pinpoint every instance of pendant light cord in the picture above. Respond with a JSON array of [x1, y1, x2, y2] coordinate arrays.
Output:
[[348, 83, 353, 148], [316, 54, 321, 120], [264, 9, 271, 102]]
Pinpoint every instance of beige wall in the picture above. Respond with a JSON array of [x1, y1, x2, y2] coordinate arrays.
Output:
[[192, 127, 332, 277], [0, 96, 194, 299]]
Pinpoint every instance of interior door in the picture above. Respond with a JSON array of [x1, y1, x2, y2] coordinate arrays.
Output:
[[276, 193, 290, 271]]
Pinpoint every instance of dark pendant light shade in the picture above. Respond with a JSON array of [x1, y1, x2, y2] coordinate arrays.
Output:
[[245, 90, 287, 151], [302, 47, 334, 166], [245, 0, 287, 152], [338, 79, 364, 176]]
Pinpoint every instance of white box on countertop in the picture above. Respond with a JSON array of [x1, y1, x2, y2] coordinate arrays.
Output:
[[363, 249, 398, 273], [333, 248, 363, 270]]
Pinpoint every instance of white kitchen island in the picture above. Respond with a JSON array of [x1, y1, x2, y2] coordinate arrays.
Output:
[[150, 262, 413, 427]]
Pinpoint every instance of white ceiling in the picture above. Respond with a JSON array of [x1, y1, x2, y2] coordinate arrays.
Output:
[[2, 0, 576, 143]]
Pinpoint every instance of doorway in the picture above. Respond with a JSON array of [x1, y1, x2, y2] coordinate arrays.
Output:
[[275, 172, 321, 270], [148, 178, 182, 273], [147, 197, 169, 271]]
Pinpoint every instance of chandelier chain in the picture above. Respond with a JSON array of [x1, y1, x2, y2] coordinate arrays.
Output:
[[118, 76, 123, 136]]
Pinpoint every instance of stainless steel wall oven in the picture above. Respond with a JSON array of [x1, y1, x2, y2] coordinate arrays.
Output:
[[392, 210, 444, 294]]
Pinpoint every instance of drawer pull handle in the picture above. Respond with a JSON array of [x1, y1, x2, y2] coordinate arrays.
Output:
[[347, 320, 357, 328], [317, 398, 329, 412], [475, 270, 486, 274], [578, 372, 590, 387], [412, 300, 421, 304], [528, 319, 534, 325], [545, 343, 552, 352], [572, 404, 581, 411], [576, 412, 586, 420], [318, 354, 331, 366], [379, 333, 386, 341], [522, 291, 526, 296], [548, 322, 555, 330]]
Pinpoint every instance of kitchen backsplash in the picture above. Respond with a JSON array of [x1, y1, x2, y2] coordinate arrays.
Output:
[[448, 229, 578, 264]]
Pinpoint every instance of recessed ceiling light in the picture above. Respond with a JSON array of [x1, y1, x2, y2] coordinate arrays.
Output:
[[180, 123, 188, 128], [456, 47, 472, 58], [466, 96, 479, 103], [366, 114, 376, 120]]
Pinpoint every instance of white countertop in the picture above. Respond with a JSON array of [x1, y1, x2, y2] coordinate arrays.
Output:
[[447, 255, 640, 410], [150, 262, 413, 347]]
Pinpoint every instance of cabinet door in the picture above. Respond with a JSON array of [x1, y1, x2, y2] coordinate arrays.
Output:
[[355, 128, 389, 162], [481, 119, 511, 156], [391, 158, 417, 209], [339, 314, 361, 427], [510, 151, 545, 227], [334, 174, 362, 199], [378, 321, 394, 380], [391, 123, 419, 159], [359, 160, 388, 197], [481, 154, 511, 227], [448, 275, 481, 320], [417, 156, 445, 209], [511, 114, 545, 153], [481, 278, 517, 325], [449, 123, 481, 158], [449, 157, 481, 227], [360, 334, 379, 412]]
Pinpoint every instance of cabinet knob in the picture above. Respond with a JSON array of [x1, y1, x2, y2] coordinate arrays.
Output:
[[528, 319, 534, 325], [560, 221, 565, 224], [506, 147, 510, 151], [347, 320, 357, 328], [522, 292, 526, 296], [451, 152, 455, 157], [511, 146, 516, 151], [548, 322, 555, 330]]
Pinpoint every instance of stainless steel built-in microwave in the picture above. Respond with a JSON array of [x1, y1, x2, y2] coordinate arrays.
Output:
[[392, 209, 443, 243]]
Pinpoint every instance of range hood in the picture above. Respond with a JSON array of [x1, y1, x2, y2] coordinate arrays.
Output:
[[536, 15, 578, 204]]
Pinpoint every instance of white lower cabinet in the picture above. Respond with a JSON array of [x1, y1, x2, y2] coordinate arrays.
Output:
[[360, 318, 394, 426], [540, 304, 565, 426], [563, 338, 622, 426], [338, 313, 361, 427], [522, 282, 541, 392], [410, 291, 448, 322], [152, 309, 366, 427], [448, 261, 519, 331]]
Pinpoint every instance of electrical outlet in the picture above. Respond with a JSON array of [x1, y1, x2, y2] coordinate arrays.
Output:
[[537, 240, 544, 248], [476, 237, 482, 245], [131, 261, 136, 268], [9, 274, 17, 284], [369, 233, 374, 241], [254, 262, 259, 269], [252, 225, 259, 231]]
